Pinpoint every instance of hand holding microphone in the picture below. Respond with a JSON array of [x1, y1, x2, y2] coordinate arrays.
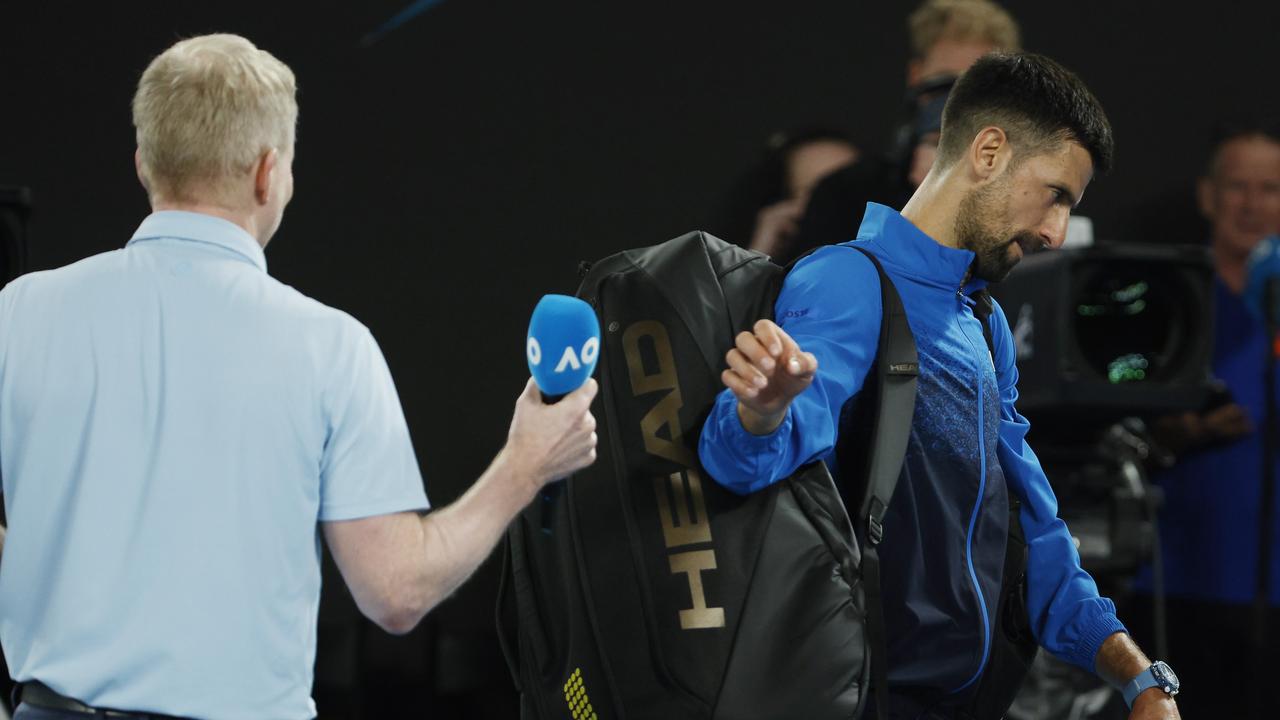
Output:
[[505, 295, 601, 492]]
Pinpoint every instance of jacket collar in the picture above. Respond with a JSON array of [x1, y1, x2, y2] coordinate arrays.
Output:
[[856, 202, 987, 295]]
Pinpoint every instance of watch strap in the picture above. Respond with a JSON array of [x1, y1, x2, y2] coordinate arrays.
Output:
[[1122, 662, 1178, 709]]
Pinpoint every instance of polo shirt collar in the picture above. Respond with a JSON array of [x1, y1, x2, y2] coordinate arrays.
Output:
[[128, 210, 268, 273]]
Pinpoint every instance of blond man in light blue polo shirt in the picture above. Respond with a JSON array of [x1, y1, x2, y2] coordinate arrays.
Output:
[[0, 33, 598, 720]]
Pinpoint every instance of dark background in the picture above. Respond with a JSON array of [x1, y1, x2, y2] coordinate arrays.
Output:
[[3, 1, 1279, 717]]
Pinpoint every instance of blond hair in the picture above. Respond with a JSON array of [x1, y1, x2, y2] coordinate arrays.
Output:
[[908, 0, 1021, 60], [132, 34, 297, 204]]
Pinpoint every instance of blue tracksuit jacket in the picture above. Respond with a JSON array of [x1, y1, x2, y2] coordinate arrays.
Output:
[[699, 203, 1126, 696]]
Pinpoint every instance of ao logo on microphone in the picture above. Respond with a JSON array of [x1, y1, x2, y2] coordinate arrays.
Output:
[[526, 294, 601, 398], [527, 335, 600, 374]]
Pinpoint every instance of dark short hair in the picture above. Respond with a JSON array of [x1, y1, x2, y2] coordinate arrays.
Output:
[[935, 51, 1113, 174]]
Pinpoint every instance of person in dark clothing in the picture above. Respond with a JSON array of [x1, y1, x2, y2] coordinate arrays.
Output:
[[791, 93, 941, 266], [713, 127, 859, 260]]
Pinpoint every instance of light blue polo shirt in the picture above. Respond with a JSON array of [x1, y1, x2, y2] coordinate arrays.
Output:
[[0, 211, 430, 719]]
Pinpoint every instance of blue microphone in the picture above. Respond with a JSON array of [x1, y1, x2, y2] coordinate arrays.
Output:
[[527, 294, 600, 404], [1245, 236, 1280, 332], [526, 294, 600, 536]]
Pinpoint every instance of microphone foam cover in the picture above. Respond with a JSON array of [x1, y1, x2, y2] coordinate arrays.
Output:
[[527, 294, 601, 396]]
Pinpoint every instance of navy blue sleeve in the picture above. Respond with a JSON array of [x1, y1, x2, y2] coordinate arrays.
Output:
[[698, 245, 881, 493], [989, 299, 1126, 673]]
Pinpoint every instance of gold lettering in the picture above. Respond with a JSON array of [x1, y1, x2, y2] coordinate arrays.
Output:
[[654, 470, 712, 549], [624, 319, 723, 632], [669, 550, 725, 629], [638, 391, 697, 466], [623, 320, 697, 466], [622, 320, 678, 396]]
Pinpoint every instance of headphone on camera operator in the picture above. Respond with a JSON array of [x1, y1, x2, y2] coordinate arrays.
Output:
[[887, 74, 957, 189]]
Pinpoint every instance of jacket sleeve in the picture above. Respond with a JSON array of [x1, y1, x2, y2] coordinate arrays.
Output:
[[988, 299, 1127, 674], [698, 245, 881, 494]]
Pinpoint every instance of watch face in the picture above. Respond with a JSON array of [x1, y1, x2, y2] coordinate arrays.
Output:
[[1152, 661, 1180, 691]]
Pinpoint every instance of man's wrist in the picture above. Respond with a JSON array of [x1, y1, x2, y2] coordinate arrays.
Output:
[[736, 401, 787, 436], [1130, 685, 1179, 717], [493, 446, 544, 504], [1095, 631, 1149, 689], [1133, 686, 1176, 707], [1121, 660, 1180, 710]]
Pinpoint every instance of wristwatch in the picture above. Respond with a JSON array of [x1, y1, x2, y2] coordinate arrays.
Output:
[[1122, 660, 1179, 709]]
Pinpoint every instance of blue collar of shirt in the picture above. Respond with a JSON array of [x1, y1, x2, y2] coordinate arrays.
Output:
[[127, 211, 268, 273], [856, 202, 987, 295]]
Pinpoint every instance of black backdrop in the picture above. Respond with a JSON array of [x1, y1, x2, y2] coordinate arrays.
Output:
[[4, 1, 1280, 717]]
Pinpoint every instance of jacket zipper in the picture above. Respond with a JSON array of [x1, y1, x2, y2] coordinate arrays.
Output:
[[951, 284, 993, 694]]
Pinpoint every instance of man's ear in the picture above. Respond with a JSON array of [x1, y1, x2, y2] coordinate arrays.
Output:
[[968, 126, 1011, 182], [254, 148, 279, 206], [134, 148, 151, 193]]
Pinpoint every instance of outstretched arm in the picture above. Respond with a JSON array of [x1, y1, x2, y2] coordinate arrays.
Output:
[[324, 378, 598, 634]]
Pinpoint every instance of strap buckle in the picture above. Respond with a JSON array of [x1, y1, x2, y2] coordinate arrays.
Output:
[[867, 513, 884, 545], [867, 497, 887, 545]]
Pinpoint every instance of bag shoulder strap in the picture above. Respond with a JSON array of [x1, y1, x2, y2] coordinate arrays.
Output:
[[971, 288, 996, 359], [835, 245, 919, 720], [844, 247, 919, 535]]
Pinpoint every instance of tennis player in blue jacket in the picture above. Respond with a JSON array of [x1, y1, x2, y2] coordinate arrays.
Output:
[[699, 53, 1180, 720]]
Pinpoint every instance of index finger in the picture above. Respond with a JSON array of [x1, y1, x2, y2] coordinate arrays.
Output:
[[563, 377, 600, 412], [754, 318, 804, 359], [752, 319, 786, 357], [518, 377, 541, 404]]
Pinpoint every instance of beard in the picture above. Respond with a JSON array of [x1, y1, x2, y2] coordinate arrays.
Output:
[[954, 181, 1038, 284]]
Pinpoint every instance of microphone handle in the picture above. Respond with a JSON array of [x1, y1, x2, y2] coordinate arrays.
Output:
[[535, 380, 594, 530], [536, 386, 572, 534]]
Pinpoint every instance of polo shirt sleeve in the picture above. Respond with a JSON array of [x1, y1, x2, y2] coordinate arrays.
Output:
[[698, 245, 881, 493], [318, 322, 430, 521], [989, 299, 1126, 673]]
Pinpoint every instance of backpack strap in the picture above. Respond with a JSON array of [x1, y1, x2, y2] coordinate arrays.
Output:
[[842, 246, 919, 720], [970, 288, 996, 359]]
